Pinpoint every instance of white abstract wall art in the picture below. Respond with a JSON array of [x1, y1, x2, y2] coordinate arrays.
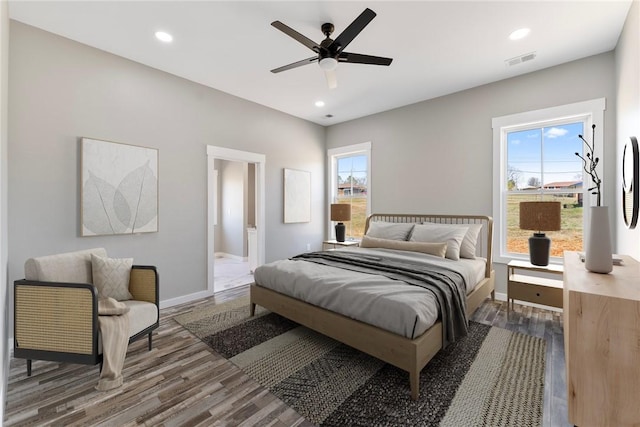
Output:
[[283, 168, 311, 223], [81, 137, 158, 236]]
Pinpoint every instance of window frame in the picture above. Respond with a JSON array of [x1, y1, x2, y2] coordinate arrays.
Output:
[[492, 98, 605, 264], [327, 142, 372, 240]]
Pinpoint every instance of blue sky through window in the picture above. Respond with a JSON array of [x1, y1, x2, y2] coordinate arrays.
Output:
[[507, 122, 584, 188], [338, 154, 367, 184]]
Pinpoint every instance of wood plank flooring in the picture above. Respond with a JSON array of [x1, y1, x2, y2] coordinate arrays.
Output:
[[5, 286, 569, 426]]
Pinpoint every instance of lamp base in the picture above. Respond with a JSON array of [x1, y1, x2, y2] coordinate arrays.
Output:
[[529, 233, 551, 266], [335, 222, 346, 242]]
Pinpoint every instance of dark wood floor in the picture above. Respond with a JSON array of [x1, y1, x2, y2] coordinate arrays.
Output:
[[5, 286, 569, 426]]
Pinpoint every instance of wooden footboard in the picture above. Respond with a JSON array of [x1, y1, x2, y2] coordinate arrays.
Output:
[[250, 272, 495, 400]]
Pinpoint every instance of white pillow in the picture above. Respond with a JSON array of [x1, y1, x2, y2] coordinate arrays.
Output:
[[410, 223, 468, 260], [366, 222, 415, 241], [460, 223, 482, 259], [91, 254, 133, 301], [360, 235, 448, 258]]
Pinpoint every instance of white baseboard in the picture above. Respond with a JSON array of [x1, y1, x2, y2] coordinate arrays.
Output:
[[160, 289, 215, 309], [494, 291, 562, 312]]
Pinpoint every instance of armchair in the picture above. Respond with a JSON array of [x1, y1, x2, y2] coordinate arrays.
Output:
[[14, 248, 159, 376]]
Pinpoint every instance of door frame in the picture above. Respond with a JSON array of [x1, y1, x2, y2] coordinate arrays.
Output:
[[207, 145, 265, 293]]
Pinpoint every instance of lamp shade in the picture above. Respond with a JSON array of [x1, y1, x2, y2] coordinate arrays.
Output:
[[330, 203, 351, 222], [519, 201, 561, 232]]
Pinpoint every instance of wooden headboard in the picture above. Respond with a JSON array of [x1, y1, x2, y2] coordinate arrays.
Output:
[[364, 213, 493, 278]]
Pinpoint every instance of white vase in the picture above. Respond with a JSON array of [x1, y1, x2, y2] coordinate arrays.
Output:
[[585, 206, 613, 274]]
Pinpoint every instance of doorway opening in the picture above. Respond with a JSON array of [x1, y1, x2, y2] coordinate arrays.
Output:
[[207, 146, 265, 293]]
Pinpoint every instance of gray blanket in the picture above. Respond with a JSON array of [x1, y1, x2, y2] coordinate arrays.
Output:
[[292, 251, 468, 347]]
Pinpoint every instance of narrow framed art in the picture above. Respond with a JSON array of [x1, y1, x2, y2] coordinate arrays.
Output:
[[283, 168, 311, 223], [81, 137, 158, 236]]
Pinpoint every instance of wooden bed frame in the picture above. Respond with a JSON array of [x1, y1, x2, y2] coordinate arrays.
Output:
[[250, 214, 495, 400]]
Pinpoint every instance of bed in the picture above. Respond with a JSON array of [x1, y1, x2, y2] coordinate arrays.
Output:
[[250, 213, 495, 400]]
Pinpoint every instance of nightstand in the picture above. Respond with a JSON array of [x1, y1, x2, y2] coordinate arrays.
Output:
[[507, 260, 563, 314], [322, 240, 359, 250]]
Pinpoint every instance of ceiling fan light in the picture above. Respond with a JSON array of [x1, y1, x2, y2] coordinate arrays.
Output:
[[319, 57, 338, 71]]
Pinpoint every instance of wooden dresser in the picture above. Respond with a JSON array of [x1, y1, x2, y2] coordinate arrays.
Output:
[[563, 251, 640, 427]]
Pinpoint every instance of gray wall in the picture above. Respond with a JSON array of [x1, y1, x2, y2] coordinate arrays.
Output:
[[8, 21, 326, 304], [219, 159, 246, 257], [326, 52, 617, 294], [1, 0, 9, 416], [615, 0, 640, 259]]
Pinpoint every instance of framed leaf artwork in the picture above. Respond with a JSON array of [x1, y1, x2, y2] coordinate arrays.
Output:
[[81, 137, 158, 236]]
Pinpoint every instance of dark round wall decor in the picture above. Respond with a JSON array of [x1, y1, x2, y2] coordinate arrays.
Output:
[[622, 136, 639, 229]]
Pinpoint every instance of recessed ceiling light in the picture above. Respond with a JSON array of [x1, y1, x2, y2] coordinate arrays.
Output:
[[509, 28, 530, 41], [315, 101, 325, 108], [155, 31, 173, 43]]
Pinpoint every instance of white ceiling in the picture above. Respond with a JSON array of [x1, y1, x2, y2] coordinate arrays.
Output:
[[8, 1, 632, 126]]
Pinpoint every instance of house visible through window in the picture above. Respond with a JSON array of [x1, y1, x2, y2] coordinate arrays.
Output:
[[506, 122, 584, 257], [492, 98, 605, 263], [328, 142, 371, 240]]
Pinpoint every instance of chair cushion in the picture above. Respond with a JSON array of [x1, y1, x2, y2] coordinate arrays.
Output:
[[98, 300, 158, 354], [91, 254, 133, 301], [123, 300, 158, 337], [25, 248, 107, 283]]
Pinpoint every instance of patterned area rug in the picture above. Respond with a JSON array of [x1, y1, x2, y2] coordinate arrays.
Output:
[[175, 296, 546, 426]]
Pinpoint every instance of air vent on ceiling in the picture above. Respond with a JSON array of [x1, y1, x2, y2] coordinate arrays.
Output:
[[505, 51, 537, 67]]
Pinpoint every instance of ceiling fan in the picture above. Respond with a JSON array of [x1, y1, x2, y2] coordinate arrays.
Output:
[[270, 8, 393, 89]]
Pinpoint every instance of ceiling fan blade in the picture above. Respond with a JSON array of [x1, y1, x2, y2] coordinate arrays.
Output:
[[271, 56, 318, 73], [339, 52, 393, 66], [324, 69, 337, 89], [331, 8, 376, 53], [271, 21, 322, 53]]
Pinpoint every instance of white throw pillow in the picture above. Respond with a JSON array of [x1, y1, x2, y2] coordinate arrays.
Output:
[[91, 254, 133, 301], [366, 222, 415, 241], [410, 223, 468, 260], [460, 223, 482, 259]]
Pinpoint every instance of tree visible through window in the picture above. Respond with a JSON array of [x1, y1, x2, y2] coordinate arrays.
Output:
[[506, 122, 584, 257]]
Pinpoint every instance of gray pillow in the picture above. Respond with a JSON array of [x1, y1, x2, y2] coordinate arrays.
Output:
[[410, 223, 468, 260], [91, 254, 133, 301], [366, 222, 415, 241]]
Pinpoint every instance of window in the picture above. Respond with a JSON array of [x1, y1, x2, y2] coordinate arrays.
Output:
[[328, 142, 371, 239], [492, 99, 605, 263]]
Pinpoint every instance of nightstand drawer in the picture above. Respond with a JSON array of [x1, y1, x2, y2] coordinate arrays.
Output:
[[508, 277, 563, 308]]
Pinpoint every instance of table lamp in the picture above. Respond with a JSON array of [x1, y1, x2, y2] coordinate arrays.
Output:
[[330, 203, 351, 242], [519, 201, 561, 266]]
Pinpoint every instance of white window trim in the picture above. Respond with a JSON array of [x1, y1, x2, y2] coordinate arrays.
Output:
[[327, 142, 371, 239], [492, 98, 606, 264]]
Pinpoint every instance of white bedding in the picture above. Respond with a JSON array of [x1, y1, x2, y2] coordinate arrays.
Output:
[[253, 247, 487, 339]]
